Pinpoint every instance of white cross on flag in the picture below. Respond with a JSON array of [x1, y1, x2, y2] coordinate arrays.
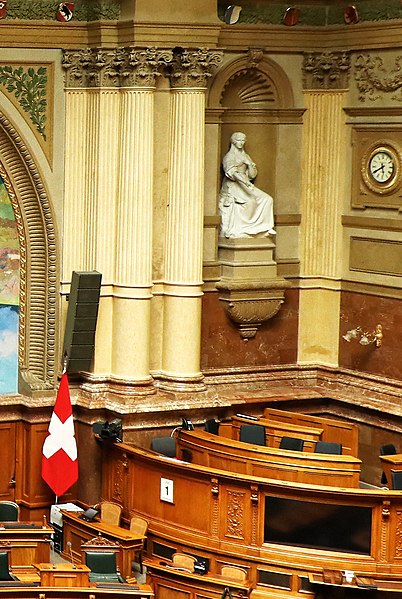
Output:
[[41, 372, 78, 497]]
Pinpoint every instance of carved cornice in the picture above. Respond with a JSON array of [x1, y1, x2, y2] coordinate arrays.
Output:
[[167, 47, 223, 89], [303, 52, 351, 90], [62, 47, 173, 88], [354, 54, 402, 102]]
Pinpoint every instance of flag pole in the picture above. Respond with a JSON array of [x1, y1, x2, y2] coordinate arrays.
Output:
[[62, 352, 68, 376]]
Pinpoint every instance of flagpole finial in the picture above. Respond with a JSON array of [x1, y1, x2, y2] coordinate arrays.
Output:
[[62, 352, 69, 375]]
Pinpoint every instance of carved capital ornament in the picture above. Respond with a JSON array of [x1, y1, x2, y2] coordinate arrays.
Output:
[[303, 52, 351, 89], [168, 47, 223, 89]]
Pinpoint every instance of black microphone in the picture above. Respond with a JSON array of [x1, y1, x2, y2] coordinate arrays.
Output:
[[67, 541, 76, 569]]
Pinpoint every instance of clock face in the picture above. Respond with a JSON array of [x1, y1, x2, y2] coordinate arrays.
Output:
[[369, 151, 395, 183], [362, 144, 401, 195]]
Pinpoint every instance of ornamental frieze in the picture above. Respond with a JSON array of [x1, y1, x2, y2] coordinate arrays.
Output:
[[354, 53, 402, 102], [303, 52, 351, 90]]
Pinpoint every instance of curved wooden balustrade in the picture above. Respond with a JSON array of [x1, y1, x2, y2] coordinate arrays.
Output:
[[100, 439, 402, 592], [175, 429, 361, 488]]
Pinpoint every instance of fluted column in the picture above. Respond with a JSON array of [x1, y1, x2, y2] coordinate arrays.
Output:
[[63, 49, 121, 376], [298, 53, 350, 366], [160, 49, 222, 390], [112, 48, 172, 393], [62, 88, 89, 277]]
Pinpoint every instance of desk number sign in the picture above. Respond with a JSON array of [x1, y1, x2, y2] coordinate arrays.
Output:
[[160, 478, 174, 503]]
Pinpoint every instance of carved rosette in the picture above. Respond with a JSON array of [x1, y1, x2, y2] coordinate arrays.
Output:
[[303, 52, 351, 89], [216, 279, 290, 340], [62, 47, 173, 88], [168, 47, 223, 88]]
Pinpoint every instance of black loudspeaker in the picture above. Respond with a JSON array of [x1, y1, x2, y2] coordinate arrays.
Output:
[[62, 271, 102, 373]]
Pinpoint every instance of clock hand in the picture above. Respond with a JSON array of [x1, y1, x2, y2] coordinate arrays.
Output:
[[372, 164, 385, 174]]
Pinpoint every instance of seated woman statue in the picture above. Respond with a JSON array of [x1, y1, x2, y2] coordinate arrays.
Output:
[[219, 131, 276, 239]]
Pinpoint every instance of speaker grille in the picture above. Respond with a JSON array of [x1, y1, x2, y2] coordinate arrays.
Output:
[[62, 271, 102, 373]]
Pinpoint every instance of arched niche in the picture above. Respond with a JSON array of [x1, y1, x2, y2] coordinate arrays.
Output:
[[0, 112, 58, 396], [208, 53, 294, 109], [207, 53, 296, 206]]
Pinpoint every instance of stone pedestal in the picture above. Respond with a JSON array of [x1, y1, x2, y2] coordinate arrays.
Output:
[[217, 237, 290, 340]]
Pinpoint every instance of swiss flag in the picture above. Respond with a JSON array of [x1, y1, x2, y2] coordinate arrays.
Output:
[[41, 373, 78, 497]]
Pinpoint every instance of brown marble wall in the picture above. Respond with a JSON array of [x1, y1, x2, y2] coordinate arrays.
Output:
[[200, 287, 299, 370], [339, 291, 402, 381]]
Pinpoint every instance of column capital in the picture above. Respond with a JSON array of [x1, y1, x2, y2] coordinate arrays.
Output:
[[62, 47, 173, 89], [168, 47, 223, 89], [119, 47, 173, 87], [302, 51, 351, 90], [62, 48, 121, 88]]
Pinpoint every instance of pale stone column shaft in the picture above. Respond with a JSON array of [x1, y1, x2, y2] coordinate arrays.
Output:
[[112, 88, 154, 384], [89, 89, 120, 375], [298, 90, 347, 366], [162, 88, 205, 382], [63, 90, 89, 278]]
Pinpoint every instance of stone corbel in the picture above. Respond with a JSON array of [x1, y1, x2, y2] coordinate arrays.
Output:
[[216, 278, 290, 341]]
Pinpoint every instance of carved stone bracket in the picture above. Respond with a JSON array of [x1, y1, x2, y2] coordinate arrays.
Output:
[[216, 279, 290, 341], [303, 52, 351, 90], [167, 47, 223, 88]]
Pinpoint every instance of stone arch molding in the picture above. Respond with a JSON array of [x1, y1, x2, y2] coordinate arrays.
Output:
[[0, 111, 58, 395], [208, 52, 294, 109]]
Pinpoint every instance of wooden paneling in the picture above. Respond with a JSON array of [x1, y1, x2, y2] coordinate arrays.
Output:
[[0, 422, 16, 500], [15, 421, 76, 519]]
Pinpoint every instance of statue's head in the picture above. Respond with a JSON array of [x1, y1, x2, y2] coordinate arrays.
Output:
[[230, 132, 246, 147]]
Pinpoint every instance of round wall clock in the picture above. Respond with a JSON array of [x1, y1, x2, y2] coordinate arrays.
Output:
[[362, 144, 402, 194]]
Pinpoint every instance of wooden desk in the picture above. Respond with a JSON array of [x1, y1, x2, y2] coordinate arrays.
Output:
[[33, 563, 91, 587], [379, 455, 402, 488], [309, 572, 402, 593], [0, 583, 153, 598], [0, 522, 53, 574], [231, 414, 323, 452], [262, 407, 359, 455], [145, 559, 251, 599], [61, 510, 144, 580], [176, 429, 361, 487]]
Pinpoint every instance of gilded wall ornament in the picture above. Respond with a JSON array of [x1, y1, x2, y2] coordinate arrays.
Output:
[[303, 52, 351, 90], [0, 65, 47, 139], [354, 54, 402, 102]]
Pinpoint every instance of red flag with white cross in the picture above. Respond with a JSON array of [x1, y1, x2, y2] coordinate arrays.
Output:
[[41, 373, 78, 498]]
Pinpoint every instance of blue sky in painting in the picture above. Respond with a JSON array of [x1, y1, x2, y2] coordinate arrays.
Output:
[[0, 301, 18, 393]]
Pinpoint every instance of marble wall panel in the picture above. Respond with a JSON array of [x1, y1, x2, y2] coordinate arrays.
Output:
[[200, 288, 299, 370], [339, 291, 402, 381]]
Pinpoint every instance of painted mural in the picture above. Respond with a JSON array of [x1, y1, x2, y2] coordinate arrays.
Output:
[[0, 175, 19, 393]]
